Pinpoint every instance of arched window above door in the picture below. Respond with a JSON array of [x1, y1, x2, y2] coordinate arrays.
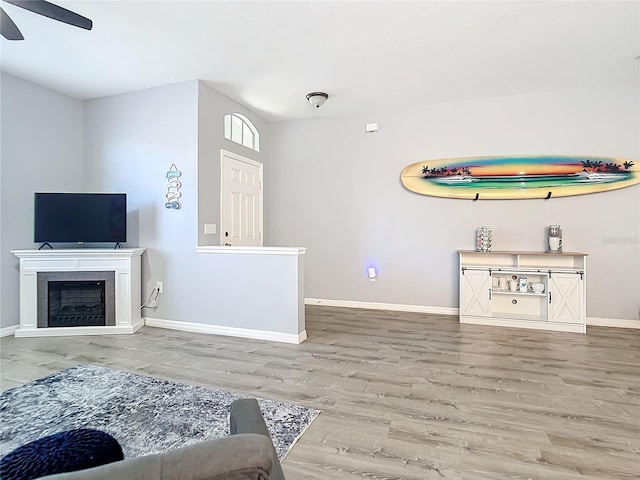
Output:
[[224, 113, 260, 152]]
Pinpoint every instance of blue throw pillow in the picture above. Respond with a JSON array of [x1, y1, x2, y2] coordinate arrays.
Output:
[[0, 428, 123, 480]]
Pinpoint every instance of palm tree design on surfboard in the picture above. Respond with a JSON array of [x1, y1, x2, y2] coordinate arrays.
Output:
[[400, 155, 639, 199]]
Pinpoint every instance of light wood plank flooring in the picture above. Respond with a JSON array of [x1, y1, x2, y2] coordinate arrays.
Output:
[[1, 306, 639, 479]]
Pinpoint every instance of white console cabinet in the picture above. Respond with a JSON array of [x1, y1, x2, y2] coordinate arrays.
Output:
[[458, 250, 587, 333]]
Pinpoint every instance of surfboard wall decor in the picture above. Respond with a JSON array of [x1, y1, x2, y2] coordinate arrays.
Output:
[[400, 155, 639, 200]]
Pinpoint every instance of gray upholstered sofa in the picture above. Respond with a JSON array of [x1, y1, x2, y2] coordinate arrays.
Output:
[[42, 398, 286, 480]]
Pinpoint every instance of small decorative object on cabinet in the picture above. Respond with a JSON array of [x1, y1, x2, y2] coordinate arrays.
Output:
[[548, 224, 563, 253], [475, 227, 492, 252], [458, 250, 587, 333]]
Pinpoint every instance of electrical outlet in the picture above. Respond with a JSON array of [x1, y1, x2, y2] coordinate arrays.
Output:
[[156, 281, 163, 294]]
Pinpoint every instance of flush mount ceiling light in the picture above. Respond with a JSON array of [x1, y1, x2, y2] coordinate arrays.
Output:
[[306, 92, 328, 108]]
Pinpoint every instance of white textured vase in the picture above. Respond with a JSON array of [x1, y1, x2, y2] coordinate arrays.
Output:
[[475, 227, 493, 252]]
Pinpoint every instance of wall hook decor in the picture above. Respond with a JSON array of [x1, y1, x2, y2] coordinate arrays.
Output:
[[165, 163, 182, 209]]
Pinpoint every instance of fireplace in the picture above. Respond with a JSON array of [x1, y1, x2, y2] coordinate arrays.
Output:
[[37, 271, 116, 328], [12, 248, 145, 337]]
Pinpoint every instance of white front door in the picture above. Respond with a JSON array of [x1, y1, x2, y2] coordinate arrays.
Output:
[[220, 150, 263, 246]]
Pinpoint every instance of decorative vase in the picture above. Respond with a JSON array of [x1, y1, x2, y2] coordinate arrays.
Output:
[[475, 227, 492, 252]]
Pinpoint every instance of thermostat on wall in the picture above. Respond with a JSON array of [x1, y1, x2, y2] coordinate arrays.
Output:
[[365, 123, 379, 133]]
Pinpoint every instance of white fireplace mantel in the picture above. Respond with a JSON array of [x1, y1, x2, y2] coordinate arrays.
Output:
[[11, 248, 145, 337]]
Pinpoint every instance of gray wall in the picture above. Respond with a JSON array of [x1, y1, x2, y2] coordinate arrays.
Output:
[[269, 84, 640, 321], [83, 81, 296, 334], [197, 82, 270, 246], [84, 81, 200, 323], [0, 73, 84, 329]]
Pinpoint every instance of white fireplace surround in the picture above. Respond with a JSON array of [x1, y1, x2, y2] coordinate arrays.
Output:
[[11, 248, 145, 337]]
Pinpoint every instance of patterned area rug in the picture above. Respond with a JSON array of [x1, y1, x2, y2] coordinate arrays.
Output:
[[0, 364, 319, 459]]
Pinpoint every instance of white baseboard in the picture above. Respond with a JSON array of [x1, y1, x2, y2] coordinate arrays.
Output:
[[305, 298, 458, 316], [0, 324, 20, 337], [144, 317, 307, 344], [587, 317, 640, 329]]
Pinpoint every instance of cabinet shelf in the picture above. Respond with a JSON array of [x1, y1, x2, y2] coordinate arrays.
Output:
[[492, 290, 547, 297], [457, 250, 587, 270]]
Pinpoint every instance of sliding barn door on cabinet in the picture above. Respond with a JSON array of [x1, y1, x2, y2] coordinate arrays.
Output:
[[460, 269, 491, 317], [548, 273, 584, 324]]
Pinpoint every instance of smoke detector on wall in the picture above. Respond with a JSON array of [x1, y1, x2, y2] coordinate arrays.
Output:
[[306, 92, 328, 108]]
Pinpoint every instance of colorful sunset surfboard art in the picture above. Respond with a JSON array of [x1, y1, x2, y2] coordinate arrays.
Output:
[[400, 155, 639, 199]]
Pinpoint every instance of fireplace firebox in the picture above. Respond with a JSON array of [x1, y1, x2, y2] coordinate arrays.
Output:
[[37, 271, 116, 328], [48, 280, 106, 327]]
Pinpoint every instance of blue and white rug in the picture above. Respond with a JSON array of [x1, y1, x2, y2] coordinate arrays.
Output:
[[0, 364, 319, 459]]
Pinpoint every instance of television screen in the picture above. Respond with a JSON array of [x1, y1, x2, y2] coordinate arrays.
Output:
[[34, 193, 127, 243]]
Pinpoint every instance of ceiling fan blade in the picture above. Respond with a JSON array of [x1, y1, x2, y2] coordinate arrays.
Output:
[[4, 0, 92, 30], [1, 6, 24, 40]]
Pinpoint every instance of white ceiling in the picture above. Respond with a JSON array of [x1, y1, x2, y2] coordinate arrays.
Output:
[[1, 1, 638, 122]]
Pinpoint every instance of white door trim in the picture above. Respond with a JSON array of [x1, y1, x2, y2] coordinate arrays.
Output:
[[221, 149, 263, 169]]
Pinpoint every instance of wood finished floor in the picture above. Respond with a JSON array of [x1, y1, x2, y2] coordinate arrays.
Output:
[[1, 306, 639, 479]]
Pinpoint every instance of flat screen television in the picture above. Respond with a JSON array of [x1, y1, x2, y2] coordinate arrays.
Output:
[[34, 193, 127, 244]]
